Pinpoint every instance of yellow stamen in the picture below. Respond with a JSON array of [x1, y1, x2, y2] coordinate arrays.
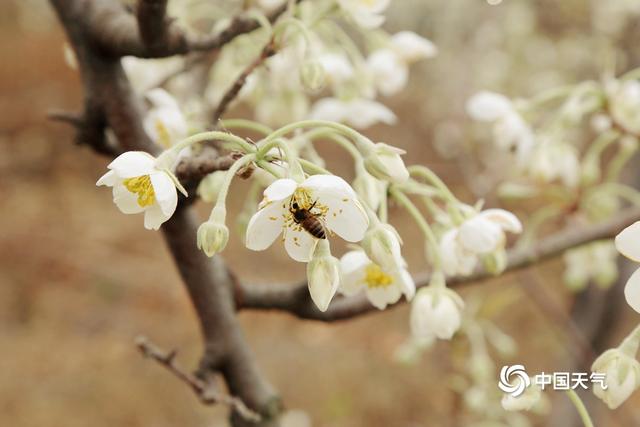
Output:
[[123, 175, 156, 207], [364, 263, 393, 289], [155, 119, 172, 149]]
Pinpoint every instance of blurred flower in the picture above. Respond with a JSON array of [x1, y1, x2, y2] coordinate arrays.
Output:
[[96, 151, 187, 230], [339, 249, 415, 309], [563, 241, 618, 291], [143, 88, 188, 149], [501, 378, 542, 412], [197, 171, 227, 203], [309, 97, 397, 129], [307, 240, 341, 311], [317, 52, 354, 88], [528, 138, 580, 187], [614, 221, 640, 312], [410, 276, 464, 340], [245, 175, 369, 262], [607, 79, 640, 135], [299, 60, 326, 92], [592, 347, 640, 409], [337, 0, 390, 29], [390, 31, 438, 63], [121, 56, 184, 93], [353, 167, 385, 210], [466, 91, 535, 163]]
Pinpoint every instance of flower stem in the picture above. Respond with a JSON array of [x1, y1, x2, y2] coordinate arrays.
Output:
[[220, 119, 273, 135], [298, 158, 331, 175], [408, 165, 464, 223], [261, 119, 371, 147], [302, 128, 363, 161], [565, 389, 594, 427], [173, 130, 255, 154], [390, 188, 442, 270], [213, 154, 257, 218]]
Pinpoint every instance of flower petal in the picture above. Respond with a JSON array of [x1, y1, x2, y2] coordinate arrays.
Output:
[[624, 267, 640, 313], [97, 170, 117, 186], [339, 250, 369, 296], [112, 183, 145, 214], [245, 201, 285, 251], [302, 174, 357, 199], [466, 91, 512, 122], [395, 268, 416, 300], [323, 195, 369, 242], [479, 209, 522, 233], [150, 172, 178, 216], [284, 227, 318, 262], [264, 179, 297, 202], [615, 221, 640, 262], [107, 151, 156, 178], [144, 203, 169, 230], [458, 216, 503, 254], [366, 284, 401, 310]]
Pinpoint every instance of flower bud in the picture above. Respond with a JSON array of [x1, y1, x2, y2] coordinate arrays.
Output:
[[352, 168, 385, 210], [306, 241, 340, 312], [197, 171, 227, 203], [410, 283, 464, 340], [197, 206, 229, 257], [299, 60, 326, 93], [361, 141, 410, 183], [361, 223, 403, 271], [501, 378, 542, 412], [592, 348, 640, 409]]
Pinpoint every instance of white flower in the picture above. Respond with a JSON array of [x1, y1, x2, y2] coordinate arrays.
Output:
[[501, 378, 542, 412], [440, 209, 521, 277], [608, 79, 640, 135], [466, 91, 535, 163], [339, 250, 415, 309], [390, 31, 438, 63], [309, 97, 397, 129], [245, 175, 369, 262], [142, 88, 188, 149], [528, 139, 580, 188], [367, 49, 409, 96], [96, 151, 187, 230], [614, 221, 640, 312], [307, 240, 341, 311], [337, 0, 390, 29], [592, 348, 640, 409], [317, 53, 354, 88], [563, 241, 618, 291], [361, 142, 410, 183], [410, 282, 464, 340]]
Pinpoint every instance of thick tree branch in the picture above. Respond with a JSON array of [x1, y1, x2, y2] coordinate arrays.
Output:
[[237, 205, 640, 321], [135, 336, 261, 423]]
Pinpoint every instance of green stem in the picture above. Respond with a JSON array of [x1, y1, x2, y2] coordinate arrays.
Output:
[[172, 130, 255, 154], [378, 181, 389, 223], [408, 165, 464, 223], [607, 139, 639, 182], [565, 389, 594, 427], [583, 182, 640, 207], [261, 119, 371, 148], [299, 158, 331, 175], [220, 119, 273, 135], [212, 154, 257, 220], [257, 159, 284, 179], [257, 138, 304, 181], [302, 128, 363, 161], [390, 188, 442, 270]]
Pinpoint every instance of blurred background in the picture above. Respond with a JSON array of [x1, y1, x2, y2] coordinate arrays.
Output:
[[2, 0, 640, 426]]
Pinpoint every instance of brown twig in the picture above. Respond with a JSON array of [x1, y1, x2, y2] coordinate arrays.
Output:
[[237, 205, 640, 321], [212, 38, 277, 124], [135, 336, 262, 423]]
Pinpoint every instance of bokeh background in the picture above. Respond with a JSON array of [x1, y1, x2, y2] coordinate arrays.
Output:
[[2, 0, 640, 426]]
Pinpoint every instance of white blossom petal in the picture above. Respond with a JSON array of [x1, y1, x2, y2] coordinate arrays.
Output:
[[615, 221, 640, 262], [466, 91, 513, 122], [366, 283, 402, 310], [245, 201, 285, 251], [112, 183, 145, 214], [264, 179, 298, 202], [96, 170, 117, 186], [108, 151, 156, 178], [479, 209, 522, 233], [143, 203, 169, 230], [458, 216, 503, 254], [284, 227, 318, 262], [150, 172, 178, 216], [624, 267, 640, 313], [391, 31, 438, 62], [322, 195, 368, 242], [339, 250, 369, 296]]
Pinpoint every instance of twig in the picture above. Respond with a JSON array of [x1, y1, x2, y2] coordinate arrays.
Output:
[[135, 336, 261, 423], [212, 38, 277, 124], [236, 206, 640, 321]]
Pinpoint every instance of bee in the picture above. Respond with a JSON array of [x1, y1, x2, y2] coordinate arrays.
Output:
[[289, 197, 326, 239]]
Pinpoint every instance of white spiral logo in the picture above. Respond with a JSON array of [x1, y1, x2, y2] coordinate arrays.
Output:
[[498, 365, 530, 397]]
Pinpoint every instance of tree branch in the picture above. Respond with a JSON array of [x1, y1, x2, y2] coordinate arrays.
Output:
[[135, 336, 261, 423], [237, 205, 640, 321]]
